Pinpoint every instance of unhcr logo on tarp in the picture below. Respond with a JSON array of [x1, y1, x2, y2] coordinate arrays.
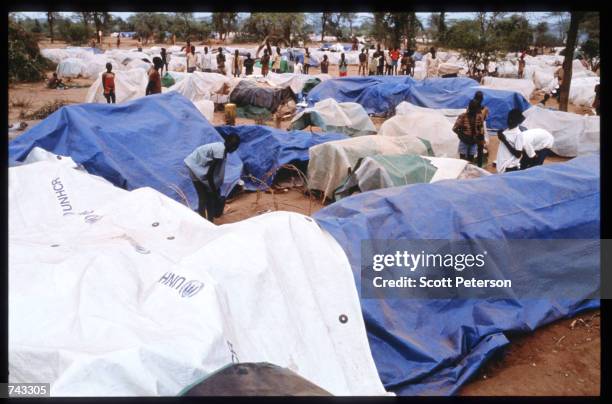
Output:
[[51, 177, 73, 216], [158, 272, 204, 298]]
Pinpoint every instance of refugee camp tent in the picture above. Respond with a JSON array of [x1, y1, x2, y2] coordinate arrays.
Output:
[[85, 69, 149, 103], [290, 98, 377, 137], [394, 101, 464, 125], [215, 125, 347, 189], [229, 80, 296, 113], [307, 76, 417, 116], [8, 158, 388, 396], [167, 72, 231, 102], [193, 99, 215, 122], [41, 48, 70, 64], [404, 78, 532, 129], [334, 155, 490, 199], [308, 135, 434, 199], [480, 77, 536, 100], [378, 112, 459, 157], [522, 106, 600, 157], [314, 154, 600, 395], [264, 72, 331, 95], [56, 57, 86, 78], [82, 56, 122, 79], [568, 76, 600, 107]]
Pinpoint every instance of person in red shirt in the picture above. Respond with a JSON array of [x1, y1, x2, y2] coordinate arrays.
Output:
[[390, 47, 400, 75], [101, 63, 116, 104], [146, 57, 164, 96]]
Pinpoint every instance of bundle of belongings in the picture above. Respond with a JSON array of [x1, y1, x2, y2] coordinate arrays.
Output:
[[230, 80, 296, 121]]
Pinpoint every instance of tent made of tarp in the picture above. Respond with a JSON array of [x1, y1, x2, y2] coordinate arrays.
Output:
[[85, 69, 149, 104], [314, 154, 600, 395], [264, 72, 331, 95], [307, 135, 434, 199], [9, 92, 231, 206], [334, 155, 490, 199], [568, 76, 599, 107], [215, 125, 347, 190], [394, 101, 465, 125], [378, 112, 459, 158], [307, 76, 417, 117], [480, 77, 536, 100], [404, 78, 532, 129], [290, 98, 376, 137], [167, 72, 231, 102], [522, 106, 600, 157], [8, 158, 388, 397], [56, 57, 86, 78], [229, 80, 296, 113]]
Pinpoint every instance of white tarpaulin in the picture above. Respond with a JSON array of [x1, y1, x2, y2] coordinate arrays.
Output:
[[264, 72, 332, 94], [192, 99, 215, 122], [9, 157, 388, 397], [85, 69, 148, 104], [167, 72, 231, 102], [82, 56, 123, 79], [308, 135, 432, 198], [379, 109, 459, 158], [481, 77, 536, 100], [56, 57, 86, 78], [568, 76, 599, 107], [291, 98, 376, 137], [522, 106, 600, 157]]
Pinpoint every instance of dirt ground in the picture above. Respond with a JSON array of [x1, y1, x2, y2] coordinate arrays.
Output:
[[7, 37, 600, 396]]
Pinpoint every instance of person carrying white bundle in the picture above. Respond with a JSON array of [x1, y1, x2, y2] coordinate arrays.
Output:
[[519, 128, 555, 169]]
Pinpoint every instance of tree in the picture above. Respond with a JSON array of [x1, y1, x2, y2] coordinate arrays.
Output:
[[559, 12, 585, 112], [438, 12, 446, 43], [370, 12, 421, 48], [47, 12, 59, 43], [340, 12, 357, 38], [581, 38, 599, 71], [321, 12, 332, 41], [9, 17, 53, 83], [494, 14, 533, 52], [212, 12, 238, 40]]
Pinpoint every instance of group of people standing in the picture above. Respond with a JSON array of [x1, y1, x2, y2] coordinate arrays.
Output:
[[359, 45, 420, 77]]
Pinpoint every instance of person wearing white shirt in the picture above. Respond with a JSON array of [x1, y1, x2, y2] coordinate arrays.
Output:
[[294, 61, 303, 74], [424, 47, 440, 78], [202, 46, 213, 72], [495, 109, 527, 173], [519, 128, 554, 169]]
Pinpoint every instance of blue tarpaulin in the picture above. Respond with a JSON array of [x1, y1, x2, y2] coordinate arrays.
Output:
[[9, 93, 346, 210], [314, 155, 600, 395], [307, 76, 531, 128], [307, 76, 417, 117], [215, 125, 347, 190], [405, 79, 532, 129]]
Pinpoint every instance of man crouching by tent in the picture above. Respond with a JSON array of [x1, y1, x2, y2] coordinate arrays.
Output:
[[184, 134, 241, 222]]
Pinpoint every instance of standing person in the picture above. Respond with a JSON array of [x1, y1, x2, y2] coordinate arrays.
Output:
[[385, 50, 393, 75], [260, 49, 270, 77], [391, 47, 400, 75], [160, 48, 169, 74], [400, 52, 409, 75], [232, 49, 243, 77], [186, 46, 197, 73], [243, 53, 254, 76], [358, 48, 367, 76], [452, 100, 486, 166], [137, 37, 142, 51], [424, 46, 440, 78], [182, 39, 192, 55], [272, 47, 282, 73], [98, 29, 102, 44], [172, 33, 176, 46], [320, 54, 329, 74], [495, 109, 527, 173], [202, 47, 212, 72], [593, 84, 600, 115], [518, 53, 526, 79], [369, 52, 377, 76], [338, 53, 348, 77], [184, 134, 241, 222], [377, 49, 385, 75], [146, 57, 163, 95], [216, 47, 226, 75], [101, 63, 116, 104], [304, 48, 310, 74], [553, 61, 564, 102], [116, 34, 121, 48]]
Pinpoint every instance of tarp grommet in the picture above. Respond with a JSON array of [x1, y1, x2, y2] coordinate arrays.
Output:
[[50, 244, 60, 247], [305, 217, 313, 222], [339, 314, 348, 324], [167, 236, 175, 240], [152, 222, 159, 227]]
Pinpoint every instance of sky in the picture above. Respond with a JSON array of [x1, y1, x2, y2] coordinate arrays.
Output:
[[14, 11, 554, 27]]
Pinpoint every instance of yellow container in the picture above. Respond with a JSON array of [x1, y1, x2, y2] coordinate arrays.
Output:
[[224, 103, 236, 125]]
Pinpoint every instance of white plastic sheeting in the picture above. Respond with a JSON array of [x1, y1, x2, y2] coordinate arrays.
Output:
[[193, 99, 215, 122], [308, 135, 432, 198], [167, 72, 231, 102], [522, 106, 600, 157], [82, 56, 122, 79], [85, 69, 149, 104], [41, 48, 70, 64], [378, 112, 459, 158], [291, 98, 376, 137], [569, 76, 600, 107], [264, 72, 332, 94], [56, 57, 86, 78], [481, 77, 536, 100], [9, 157, 389, 397]]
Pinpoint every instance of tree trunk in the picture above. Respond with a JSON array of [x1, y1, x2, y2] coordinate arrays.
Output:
[[47, 13, 54, 43], [321, 13, 326, 42], [558, 12, 584, 112]]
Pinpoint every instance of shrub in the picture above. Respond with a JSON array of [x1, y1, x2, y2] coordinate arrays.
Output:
[[59, 22, 93, 45], [8, 19, 53, 83]]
